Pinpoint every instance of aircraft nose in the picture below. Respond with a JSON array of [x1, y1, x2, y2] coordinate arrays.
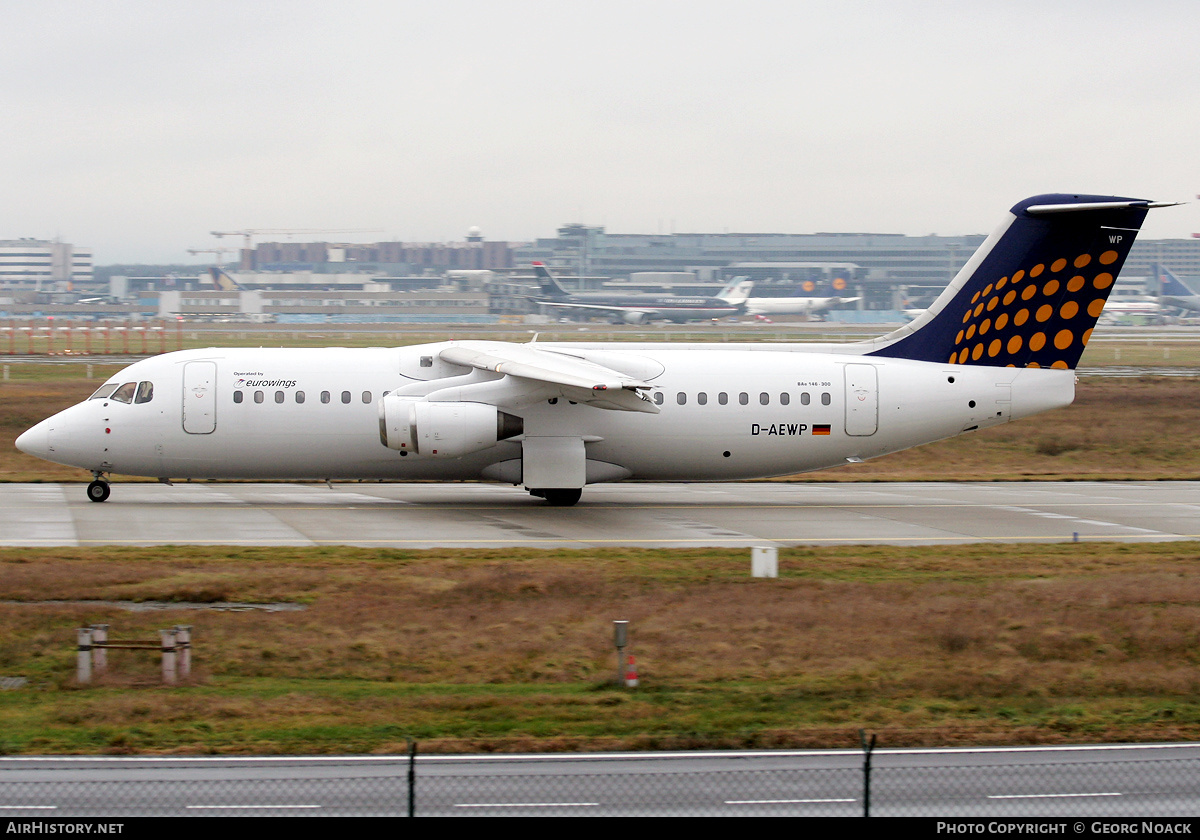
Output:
[[15, 421, 49, 458]]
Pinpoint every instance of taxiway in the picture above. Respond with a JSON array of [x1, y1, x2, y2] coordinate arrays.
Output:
[[0, 481, 1196, 548]]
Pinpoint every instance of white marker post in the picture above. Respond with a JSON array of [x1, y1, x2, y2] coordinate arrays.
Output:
[[752, 546, 778, 578]]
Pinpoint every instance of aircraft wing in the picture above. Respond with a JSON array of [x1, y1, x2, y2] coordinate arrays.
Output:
[[438, 341, 659, 413]]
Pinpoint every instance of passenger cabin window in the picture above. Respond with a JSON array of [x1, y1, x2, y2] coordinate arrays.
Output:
[[321, 391, 331, 404], [697, 392, 708, 405], [341, 391, 352, 404], [676, 392, 686, 405], [89, 383, 118, 401], [821, 392, 831, 406], [653, 392, 664, 405], [739, 392, 749, 406], [110, 382, 137, 404], [759, 392, 769, 405], [275, 391, 285, 404], [801, 392, 810, 405], [254, 390, 264, 404], [780, 393, 790, 406], [233, 391, 243, 404], [295, 391, 305, 404], [361, 391, 372, 404], [718, 392, 728, 405]]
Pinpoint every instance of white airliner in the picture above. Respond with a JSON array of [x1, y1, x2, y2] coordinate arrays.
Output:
[[743, 291, 860, 317], [741, 276, 861, 317], [16, 194, 1170, 506], [531, 264, 753, 324]]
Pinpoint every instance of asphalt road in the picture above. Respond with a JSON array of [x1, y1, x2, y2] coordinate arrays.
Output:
[[3, 745, 1200, 817], [1, 480, 1197, 548]]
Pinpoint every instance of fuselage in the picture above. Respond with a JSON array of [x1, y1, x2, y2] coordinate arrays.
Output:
[[534, 294, 740, 323], [17, 342, 1074, 484], [14, 192, 1163, 506], [743, 296, 857, 316]]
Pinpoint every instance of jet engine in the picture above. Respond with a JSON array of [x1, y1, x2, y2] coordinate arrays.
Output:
[[379, 397, 523, 457], [621, 311, 648, 325]]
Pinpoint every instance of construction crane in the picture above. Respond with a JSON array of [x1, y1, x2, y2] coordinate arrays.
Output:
[[186, 247, 239, 266], [209, 229, 385, 250]]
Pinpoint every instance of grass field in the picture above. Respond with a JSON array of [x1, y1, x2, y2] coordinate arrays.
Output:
[[4, 543, 1200, 754]]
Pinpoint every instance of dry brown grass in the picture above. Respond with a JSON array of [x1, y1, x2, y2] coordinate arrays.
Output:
[[4, 544, 1200, 752]]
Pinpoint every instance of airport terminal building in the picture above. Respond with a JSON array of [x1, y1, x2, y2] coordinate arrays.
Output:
[[0, 239, 93, 291], [3, 224, 1199, 322], [513, 224, 1200, 311]]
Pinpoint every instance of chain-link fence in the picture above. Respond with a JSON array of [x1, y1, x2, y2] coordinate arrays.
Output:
[[3, 744, 1200, 817]]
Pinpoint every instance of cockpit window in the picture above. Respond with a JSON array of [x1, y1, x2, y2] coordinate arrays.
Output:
[[134, 381, 154, 404], [89, 383, 119, 400], [110, 382, 137, 404]]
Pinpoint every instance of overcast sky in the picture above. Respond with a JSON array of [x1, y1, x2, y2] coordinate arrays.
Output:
[[2, 1, 1198, 264]]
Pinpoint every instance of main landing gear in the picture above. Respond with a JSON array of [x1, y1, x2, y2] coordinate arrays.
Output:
[[87, 472, 110, 503], [529, 488, 583, 507]]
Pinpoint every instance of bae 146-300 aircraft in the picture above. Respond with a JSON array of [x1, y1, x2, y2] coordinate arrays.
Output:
[[16, 194, 1173, 506]]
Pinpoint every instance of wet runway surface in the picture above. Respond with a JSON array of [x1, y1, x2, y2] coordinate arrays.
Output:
[[1, 480, 1197, 548]]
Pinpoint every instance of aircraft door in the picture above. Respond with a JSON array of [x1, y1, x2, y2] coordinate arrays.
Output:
[[844, 363, 878, 436], [182, 361, 217, 435]]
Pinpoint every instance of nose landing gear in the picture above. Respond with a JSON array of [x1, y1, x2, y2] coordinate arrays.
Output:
[[87, 472, 110, 503]]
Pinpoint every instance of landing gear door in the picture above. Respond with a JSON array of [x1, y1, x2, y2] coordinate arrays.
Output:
[[182, 361, 217, 435], [844, 363, 878, 437]]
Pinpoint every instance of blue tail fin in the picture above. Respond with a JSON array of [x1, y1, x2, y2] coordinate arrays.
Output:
[[1156, 263, 1197, 297], [868, 194, 1155, 370], [532, 262, 569, 298], [209, 267, 243, 292]]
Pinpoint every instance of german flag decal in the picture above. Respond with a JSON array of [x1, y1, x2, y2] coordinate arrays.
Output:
[[812, 424, 831, 435]]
